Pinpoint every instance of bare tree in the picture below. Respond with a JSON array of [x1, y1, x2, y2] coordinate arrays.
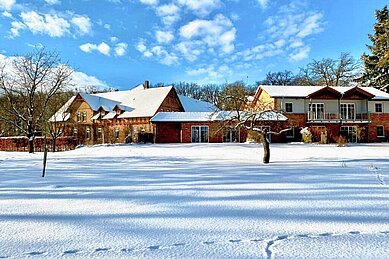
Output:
[[257, 70, 295, 86], [218, 82, 290, 164], [0, 48, 73, 153], [47, 91, 75, 152], [299, 53, 361, 86]]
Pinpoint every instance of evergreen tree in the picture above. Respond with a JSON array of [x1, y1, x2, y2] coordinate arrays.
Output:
[[360, 6, 389, 92]]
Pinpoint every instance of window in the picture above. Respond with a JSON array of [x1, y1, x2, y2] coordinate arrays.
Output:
[[82, 112, 87, 122], [375, 103, 383, 113], [223, 128, 239, 142], [191, 126, 209, 143], [114, 128, 119, 139], [377, 126, 385, 137], [340, 103, 355, 120], [85, 128, 90, 140], [97, 128, 102, 139], [286, 127, 294, 138], [77, 112, 81, 122], [285, 103, 293, 113], [308, 103, 325, 120], [73, 128, 78, 137]]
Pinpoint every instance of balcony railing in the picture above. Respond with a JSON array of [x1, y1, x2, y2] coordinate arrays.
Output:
[[307, 112, 370, 122]]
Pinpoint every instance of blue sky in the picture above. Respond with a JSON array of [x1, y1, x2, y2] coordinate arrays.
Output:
[[0, 0, 387, 90]]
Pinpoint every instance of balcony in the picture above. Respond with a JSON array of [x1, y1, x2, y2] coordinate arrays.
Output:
[[307, 112, 371, 123]]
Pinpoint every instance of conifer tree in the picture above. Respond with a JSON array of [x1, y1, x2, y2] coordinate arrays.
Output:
[[360, 6, 389, 92]]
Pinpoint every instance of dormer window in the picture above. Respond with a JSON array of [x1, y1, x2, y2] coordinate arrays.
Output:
[[82, 112, 87, 122], [77, 112, 81, 122]]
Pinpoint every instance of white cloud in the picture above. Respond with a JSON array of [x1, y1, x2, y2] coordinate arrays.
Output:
[[155, 30, 174, 44], [110, 36, 118, 43], [71, 15, 92, 35], [186, 64, 233, 84], [114, 42, 127, 56], [79, 42, 111, 56], [156, 3, 180, 26], [71, 71, 110, 91], [257, 0, 268, 9], [2, 10, 12, 18], [139, 0, 158, 5], [19, 11, 70, 37], [135, 41, 178, 65], [177, 0, 221, 17], [9, 21, 24, 37], [175, 40, 203, 62], [45, 0, 60, 5], [179, 14, 236, 54], [0, 0, 15, 10], [10, 11, 93, 38], [289, 46, 310, 61], [296, 13, 324, 38]]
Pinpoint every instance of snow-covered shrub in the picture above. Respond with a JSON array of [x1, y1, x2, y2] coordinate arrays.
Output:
[[300, 127, 312, 143]]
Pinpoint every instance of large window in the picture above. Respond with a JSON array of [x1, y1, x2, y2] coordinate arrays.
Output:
[[223, 128, 239, 142], [97, 128, 102, 139], [340, 103, 355, 120], [114, 128, 120, 139], [375, 103, 383, 113], [377, 126, 385, 137], [191, 126, 209, 143], [85, 128, 90, 140], [309, 103, 325, 119], [77, 112, 81, 122], [285, 103, 293, 113], [82, 112, 87, 122]]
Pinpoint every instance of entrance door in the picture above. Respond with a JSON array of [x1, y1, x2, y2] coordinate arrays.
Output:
[[340, 126, 357, 143], [191, 126, 209, 143], [223, 128, 239, 142]]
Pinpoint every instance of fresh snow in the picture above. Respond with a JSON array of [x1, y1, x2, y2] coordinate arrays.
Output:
[[0, 143, 388, 258]]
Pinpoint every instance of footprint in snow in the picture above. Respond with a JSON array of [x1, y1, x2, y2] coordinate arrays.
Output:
[[121, 248, 134, 252], [349, 231, 360, 235], [172, 243, 186, 247], [63, 249, 80, 255], [147, 245, 160, 251], [26, 251, 46, 256], [202, 241, 215, 245], [380, 231, 389, 234], [229, 239, 242, 243], [251, 239, 263, 242], [318, 232, 333, 237], [277, 235, 289, 240], [95, 248, 110, 252], [296, 234, 309, 238]]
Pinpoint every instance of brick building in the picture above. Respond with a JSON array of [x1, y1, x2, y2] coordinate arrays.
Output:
[[251, 85, 389, 143], [51, 81, 214, 145]]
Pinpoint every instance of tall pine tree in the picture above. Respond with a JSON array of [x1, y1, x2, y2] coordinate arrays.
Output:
[[360, 6, 389, 92]]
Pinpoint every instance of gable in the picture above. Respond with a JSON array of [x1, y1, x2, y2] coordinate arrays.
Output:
[[343, 87, 375, 100], [307, 86, 342, 99], [158, 88, 185, 112]]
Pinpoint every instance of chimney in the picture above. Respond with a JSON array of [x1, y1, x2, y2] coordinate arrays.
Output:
[[144, 80, 149, 89]]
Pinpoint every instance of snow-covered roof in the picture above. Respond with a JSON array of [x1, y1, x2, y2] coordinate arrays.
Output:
[[80, 93, 120, 111], [95, 85, 174, 118], [259, 85, 389, 100], [102, 112, 117, 120], [178, 95, 216, 112], [49, 96, 76, 122], [151, 111, 288, 122]]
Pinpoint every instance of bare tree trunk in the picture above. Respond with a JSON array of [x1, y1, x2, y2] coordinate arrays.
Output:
[[28, 138, 34, 153], [52, 137, 56, 152], [263, 135, 270, 164]]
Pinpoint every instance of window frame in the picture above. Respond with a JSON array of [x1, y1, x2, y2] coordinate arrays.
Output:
[[377, 125, 385, 138], [82, 111, 87, 122], [191, 125, 209, 143], [114, 128, 120, 139], [85, 128, 91, 140], [375, 103, 383, 113], [76, 112, 81, 122], [285, 102, 293, 113]]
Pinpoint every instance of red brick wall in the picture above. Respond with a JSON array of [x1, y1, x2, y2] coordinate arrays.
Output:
[[368, 113, 389, 142], [0, 136, 77, 152]]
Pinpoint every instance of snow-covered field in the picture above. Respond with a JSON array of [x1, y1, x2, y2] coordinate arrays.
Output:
[[0, 143, 388, 259]]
